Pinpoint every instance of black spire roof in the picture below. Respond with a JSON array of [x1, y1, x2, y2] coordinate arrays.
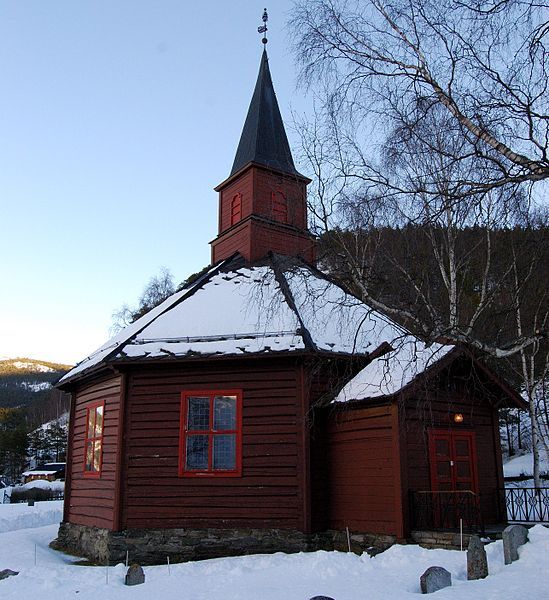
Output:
[[230, 50, 301, 178]]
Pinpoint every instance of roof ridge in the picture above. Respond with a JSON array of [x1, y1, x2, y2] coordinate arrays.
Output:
[[59, 254, 242, 385], [298, 257, 418, 341], [101, 255, 242, 361], [269, 253, 317, 352]]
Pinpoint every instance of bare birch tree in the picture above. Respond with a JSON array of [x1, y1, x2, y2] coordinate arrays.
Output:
[[290, 0, 549, 483]]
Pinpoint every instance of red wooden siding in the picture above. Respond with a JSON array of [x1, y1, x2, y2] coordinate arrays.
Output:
[[120, 359, 308, 531], [211, 221, 251, 263], [65, 376, 122, 529], [320, 405, 402, 536], [248, 220, 315, 263]]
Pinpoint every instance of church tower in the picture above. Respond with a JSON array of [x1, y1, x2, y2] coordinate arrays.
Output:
[[210, 48, 315, 264]]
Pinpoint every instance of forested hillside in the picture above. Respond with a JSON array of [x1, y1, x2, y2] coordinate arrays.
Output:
[[0, 358, 70, 409]]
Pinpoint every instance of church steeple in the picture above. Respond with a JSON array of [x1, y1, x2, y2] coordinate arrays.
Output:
[[210, 34, 315, 266], [230, 50, 301, 178]]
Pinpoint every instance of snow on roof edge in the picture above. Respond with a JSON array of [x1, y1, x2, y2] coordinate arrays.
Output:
[[58, 257, 237, 385]]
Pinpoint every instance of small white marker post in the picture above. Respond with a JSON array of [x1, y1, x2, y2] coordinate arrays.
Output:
[[460, 518, 463, 551], [105, 563, 109, 585], [346, 527, 352, 553], [126, 550, 129, 567], [167, 556, 171, 576], [34, 543, 37, 566]]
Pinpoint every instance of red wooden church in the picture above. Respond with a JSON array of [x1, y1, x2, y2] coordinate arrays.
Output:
[[55, 46, 525, 564]]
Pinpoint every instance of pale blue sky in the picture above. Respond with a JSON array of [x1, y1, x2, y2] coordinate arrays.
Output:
[[0, 1, 309, 364]]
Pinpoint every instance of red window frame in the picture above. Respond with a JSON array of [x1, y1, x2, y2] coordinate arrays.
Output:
[[230, 193, 242, 225], [179, 390, 242, 478], [272, 190, 288, 223], [83, 400, 104, 477]]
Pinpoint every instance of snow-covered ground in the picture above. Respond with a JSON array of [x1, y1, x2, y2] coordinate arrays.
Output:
[[504, 451, 549, 479], [0, 500, 62, 533], [0, 502, 548, 599]]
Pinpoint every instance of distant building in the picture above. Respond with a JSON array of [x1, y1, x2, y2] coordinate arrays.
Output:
[[22, 462, 65, 484]]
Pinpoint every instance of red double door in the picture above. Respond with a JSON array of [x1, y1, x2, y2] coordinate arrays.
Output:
[[428, 429, 478, 493], [427, 430, 480, 529]]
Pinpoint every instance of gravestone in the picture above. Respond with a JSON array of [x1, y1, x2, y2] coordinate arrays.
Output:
[[420, 566, 452, 594], [125, 564, 145, 586], [467, 535, 488, 580], [503, 524, 528, 565], [309, 597, 335, 600], [0, 569, 19, 580]]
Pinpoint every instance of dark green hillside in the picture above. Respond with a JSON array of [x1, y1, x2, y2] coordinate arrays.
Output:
[[0, 357, 71, 410]]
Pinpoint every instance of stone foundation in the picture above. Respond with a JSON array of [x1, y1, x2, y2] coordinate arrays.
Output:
[[411, 530, 479, 550], [51, 522, 397, 565]]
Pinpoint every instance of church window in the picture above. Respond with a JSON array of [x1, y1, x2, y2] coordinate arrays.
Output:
[[230, 193, 242, 225], [179, 390, 242, 477], [272, 191, 288, 223], [84, 401, 104, 477]]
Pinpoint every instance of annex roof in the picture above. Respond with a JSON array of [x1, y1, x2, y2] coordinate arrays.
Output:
[[59, 254, 425, 386], [333, 339, 452, 402]]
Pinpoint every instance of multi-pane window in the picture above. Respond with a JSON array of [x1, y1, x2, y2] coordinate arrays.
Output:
[[272, 190, 288, 223], [179, 390, 242, 477], [230, 193, 242, 225], [84, 401, 104, 476]]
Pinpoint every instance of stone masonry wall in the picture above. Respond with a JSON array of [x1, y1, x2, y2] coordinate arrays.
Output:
[[52, 522, 397, 565]]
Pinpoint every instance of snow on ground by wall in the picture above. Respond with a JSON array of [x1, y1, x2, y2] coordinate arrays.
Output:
[[0, 500, 63, 533], [0, 502, 548, 599]]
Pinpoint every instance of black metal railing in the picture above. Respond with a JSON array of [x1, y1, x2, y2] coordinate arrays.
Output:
[[410, 490, 483, 532], [500, 487, 549, 523]]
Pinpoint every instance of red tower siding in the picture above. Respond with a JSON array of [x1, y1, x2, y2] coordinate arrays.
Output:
[[211, 164, 314, 263], [64, 376, 122, 529]]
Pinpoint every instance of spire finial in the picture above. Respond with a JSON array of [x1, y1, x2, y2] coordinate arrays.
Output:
[[258, 8, 268, 45]]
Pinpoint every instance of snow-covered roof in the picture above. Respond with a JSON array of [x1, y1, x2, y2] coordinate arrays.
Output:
[[59, 255, 445, 387], [21, 470, 59, 477], [334, 339, 453, 402]]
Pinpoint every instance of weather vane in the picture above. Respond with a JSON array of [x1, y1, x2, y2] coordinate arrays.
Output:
[[258, 8, 268, 45]]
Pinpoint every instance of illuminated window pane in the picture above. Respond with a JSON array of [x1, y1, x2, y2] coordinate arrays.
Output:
[[93, 442, 101, 472], [86, 410, 95, 439], [95, 405, 104, 436], [85, 441, 94, 471]]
